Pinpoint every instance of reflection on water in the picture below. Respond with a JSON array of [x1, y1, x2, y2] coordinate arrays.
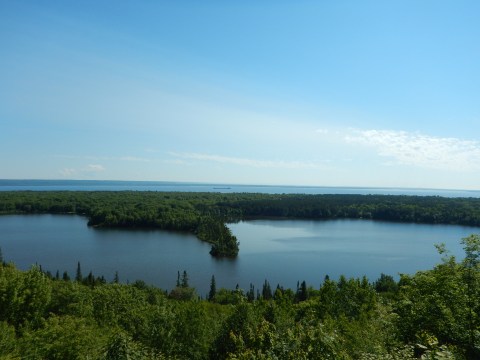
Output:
[[0, 215, 477, 294]]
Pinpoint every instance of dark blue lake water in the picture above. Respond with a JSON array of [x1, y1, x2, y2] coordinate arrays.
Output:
[[0, 215, 477, 295]]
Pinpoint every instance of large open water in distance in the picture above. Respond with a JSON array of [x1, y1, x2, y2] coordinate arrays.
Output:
[[1, 179, 479, 197], [1, 180, 479, 294]]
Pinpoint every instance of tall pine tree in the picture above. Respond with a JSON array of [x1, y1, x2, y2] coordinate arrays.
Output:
[[75, 261, 83, 282], [181, 270, 189, 288], [208, 275, 216, 301]]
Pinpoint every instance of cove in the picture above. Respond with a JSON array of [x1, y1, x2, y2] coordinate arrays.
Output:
[[228, 219, 476, 291], [0, 215, 477, 295]]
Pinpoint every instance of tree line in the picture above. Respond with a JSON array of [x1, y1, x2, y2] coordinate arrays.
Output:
[[1, 191, 480, 257], [0, 235, 480, 358]]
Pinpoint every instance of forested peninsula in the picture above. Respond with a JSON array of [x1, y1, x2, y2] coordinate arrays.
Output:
[[2, 192, 480, 357], [1, 191, 480, 257]]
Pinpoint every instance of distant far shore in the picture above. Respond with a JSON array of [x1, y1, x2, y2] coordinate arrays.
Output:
[[0, 179, 479, 198]]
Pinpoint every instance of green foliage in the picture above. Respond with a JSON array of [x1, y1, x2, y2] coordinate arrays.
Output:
[[104, 332, 152, 360], [395, 235, 480, 358], [181, 270, 189, 288], [198, 217, 239, 257], [0, 251, 478, 358], [0, 265, 52, 327], [261, 280, 272, 300], [214, 288, 245, 305], [0, 321, 18, 359], [209, 275, 217, 301], [212, 302, 348, 359], [1, 189, 480, 359], [168, 286, 196, 301], [75, 261, 82, 282], [19, 315, 107, 359], [315, 275, 377, 320], [114, 271, 120, 284], [3, 191, 480, 258], [211, 303, 262, 359]]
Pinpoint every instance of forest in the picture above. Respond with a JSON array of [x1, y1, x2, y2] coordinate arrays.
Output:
[[1, 192, 480, 358], [0, 235, 479, 359], [1, 191, 480, 257]]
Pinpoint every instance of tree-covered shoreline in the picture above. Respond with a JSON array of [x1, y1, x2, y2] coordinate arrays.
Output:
[[1, 192, 480, 357], [1, 191, 480, 257]]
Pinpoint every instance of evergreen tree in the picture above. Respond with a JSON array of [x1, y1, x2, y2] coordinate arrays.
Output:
[[176, 271, 181, 287], [0, 246, 3, 264], [62, 271, 70, 281], [75, 261, 83, 282], [114, 271, 119, 284], [273, 285, 285, 300], [55, 270, 60, 280], [181, 270, 189, 288], [262, 279, 272, 300], [247, 283, 255, 302], [85, 271, 94, 287], [296, 280, 308, 302], [374, 273, 398, 293], [208, 275, 216, 301]]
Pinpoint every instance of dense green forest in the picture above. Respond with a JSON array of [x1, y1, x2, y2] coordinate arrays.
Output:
[[0, 235, 480, 359], [1, 192, 480, 357], [1, 191, 480, 257]]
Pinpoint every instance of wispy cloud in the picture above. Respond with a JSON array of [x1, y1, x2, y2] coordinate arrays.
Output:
[[55, 155, 151, 162], [345, 129, 480, 171], [59, 168, 76, 177], [169, 152, 321, 169], [86, 164, 105, 172], [119, 156, 151, 162], [59, 164, 105, 178]]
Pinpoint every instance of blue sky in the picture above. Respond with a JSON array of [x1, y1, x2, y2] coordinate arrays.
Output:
[[1, 1, 479, 189]]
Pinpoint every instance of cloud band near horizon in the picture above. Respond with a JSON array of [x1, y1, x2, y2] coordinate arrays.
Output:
[[345, 129, 480, 171]]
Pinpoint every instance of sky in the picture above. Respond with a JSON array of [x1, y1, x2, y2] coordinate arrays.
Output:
[[1, 1, 479, 189]]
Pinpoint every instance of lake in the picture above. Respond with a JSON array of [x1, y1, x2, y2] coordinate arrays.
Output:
[[1, 179, 479, 197], [0, 215, 477, 295]]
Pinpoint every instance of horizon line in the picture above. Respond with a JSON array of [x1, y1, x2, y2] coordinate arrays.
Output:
[[0, 179, 478, 193]]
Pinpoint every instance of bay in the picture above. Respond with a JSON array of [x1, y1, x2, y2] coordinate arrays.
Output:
[[0, 214, 478, 295]]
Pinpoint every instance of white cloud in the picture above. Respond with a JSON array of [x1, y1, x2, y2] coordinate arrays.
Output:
[[55, 154, 151, 162], [86, 164, 105, 172], [58, 164, 105, 178], [169, 152, 321, 169], [345, 129, 480, 171], [59, 168, 76, 177], [119, 156, 151, 162]]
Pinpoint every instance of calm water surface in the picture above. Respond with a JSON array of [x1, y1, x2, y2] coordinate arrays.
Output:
[[0, 215, 478, 294], [1, 179, 479, 197]]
